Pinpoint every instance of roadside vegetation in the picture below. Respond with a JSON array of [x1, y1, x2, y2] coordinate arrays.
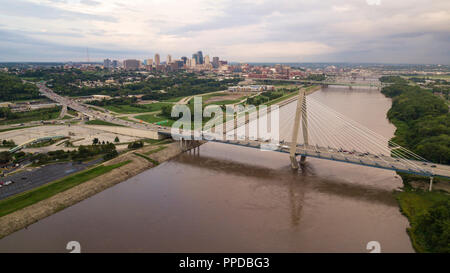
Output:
[[381, 79, 450, 253], [0, 160, 131, 217], [0, 106, 61, 125], [87, 97, 171, 114], [85, 119, 124, 126], [0, 72, 40, 101]]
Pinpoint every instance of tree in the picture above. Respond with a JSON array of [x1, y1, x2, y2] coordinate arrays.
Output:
[[128, 141, 144, 149], [0, 151, 12, 164], [414, 200, 450, 253], [114, 136, 120, 143], [92, 138, 99, 145]]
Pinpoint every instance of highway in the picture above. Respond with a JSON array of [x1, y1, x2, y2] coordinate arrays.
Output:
[[36, 82, 166, 131]]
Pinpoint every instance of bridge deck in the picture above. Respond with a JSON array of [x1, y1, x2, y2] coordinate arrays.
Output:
[[159, 131, 450, 179]]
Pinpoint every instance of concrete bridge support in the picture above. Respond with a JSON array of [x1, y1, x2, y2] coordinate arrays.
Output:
[[179, 138, 203, 154], [429, 176, 434, 191], [290, 89, 309, 169]]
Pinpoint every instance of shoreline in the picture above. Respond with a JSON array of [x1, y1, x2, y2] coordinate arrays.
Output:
[[0, 88, 319, 240], [0, 141, 184, 240]]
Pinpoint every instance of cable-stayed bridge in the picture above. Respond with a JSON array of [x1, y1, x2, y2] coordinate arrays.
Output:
[[159, 88, 450, 190]]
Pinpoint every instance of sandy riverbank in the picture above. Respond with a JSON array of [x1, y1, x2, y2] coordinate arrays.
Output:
[[0, 141, 185, 239]]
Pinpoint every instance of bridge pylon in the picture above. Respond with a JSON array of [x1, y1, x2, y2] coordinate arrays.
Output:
[[290, 89, 309, 169]]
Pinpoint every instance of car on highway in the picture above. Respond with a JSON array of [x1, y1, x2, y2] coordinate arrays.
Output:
[[4, 181, 13, 186]]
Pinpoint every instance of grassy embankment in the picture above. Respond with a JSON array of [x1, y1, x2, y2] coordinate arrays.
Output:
[[133, 152, 159, 166], [85, 119, 125, 126], [103, 102, 171, 114], [380, 76, 449, 253], [0, 160, 131, 217]]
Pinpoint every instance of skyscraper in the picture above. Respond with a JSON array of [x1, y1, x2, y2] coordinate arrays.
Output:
[[146, 59, 153, 66], [197, 51, 203, 64], [204, 55, 210, 65], [167, 55, 172, 64], [181, 56, 187, 64], [155, 54, 160, 66]]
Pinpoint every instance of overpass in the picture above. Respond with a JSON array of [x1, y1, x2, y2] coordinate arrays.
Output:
[[9, 136, 66, 153]]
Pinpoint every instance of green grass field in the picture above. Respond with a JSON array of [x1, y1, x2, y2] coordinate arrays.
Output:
[[206, 98, 244, 106], [134, 114, 175, 126], [0, 125, 38, 133], [0, 160, 131, 217], [133, 152, 159, 166], [103, 102, 171, 114], [396, 190, 449, 252]]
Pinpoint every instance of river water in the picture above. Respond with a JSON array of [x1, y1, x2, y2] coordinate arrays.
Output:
[[0, 87, 414, 253]]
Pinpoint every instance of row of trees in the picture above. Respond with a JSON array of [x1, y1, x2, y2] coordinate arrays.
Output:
[[19, 68, 240, 99], [381, 84, 449, 164], [30, 143, 119, 165]]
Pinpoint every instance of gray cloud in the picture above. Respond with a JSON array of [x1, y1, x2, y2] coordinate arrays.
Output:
[[1, 0, 116, 22], [0, 0, 449, 63], [0, 28, 147, 62]]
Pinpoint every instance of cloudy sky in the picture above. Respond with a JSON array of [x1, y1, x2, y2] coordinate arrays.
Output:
[[0, 0, 449, 63]]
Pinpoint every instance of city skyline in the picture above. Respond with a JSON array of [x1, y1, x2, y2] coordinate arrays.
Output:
[[0, 0, 449, 64]]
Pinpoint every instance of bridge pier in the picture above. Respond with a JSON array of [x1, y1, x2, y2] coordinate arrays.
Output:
[[290, 89, 309, 169], [429, 176, 434, 191], [179, 138, 203, 153]]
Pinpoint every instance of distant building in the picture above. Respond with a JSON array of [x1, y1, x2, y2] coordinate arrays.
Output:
[[181, 56, 188, 64], [154, 54, 160, 66], [112, 60, 119, 68], [204, 55, 210, 65], [167, 55, 172, 64], [123, 59, 140, 70], [212, 57, 219, 68], [197, 51, 203, 64], [103, 59, 111, 68], [146, 59, 153, 66]]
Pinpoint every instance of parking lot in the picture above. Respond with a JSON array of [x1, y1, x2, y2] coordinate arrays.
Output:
[[0, 159, 102, 200]]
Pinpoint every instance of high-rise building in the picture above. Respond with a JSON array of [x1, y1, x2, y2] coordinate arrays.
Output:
[[112, 60, 119, 68], [181, 56, 187, 64], [197, 51, 203, 64], [146, 59, 153, 66], [191, 58, 197, 67], [103, 59, 111, 68], [167, 55, 172, 64], [154, 54, 160, 66], [123, 59, 140, 70], [204, 55, 210, 65], [212, 57, 219, 68]]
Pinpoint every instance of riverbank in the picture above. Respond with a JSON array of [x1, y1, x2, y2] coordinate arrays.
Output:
[[0, 141, 184, 240], [381, 82, 450, 253], [0, 89, 317, 241]]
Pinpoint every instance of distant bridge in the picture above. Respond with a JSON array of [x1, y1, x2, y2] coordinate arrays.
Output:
[[250, 78, 384, 88]]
